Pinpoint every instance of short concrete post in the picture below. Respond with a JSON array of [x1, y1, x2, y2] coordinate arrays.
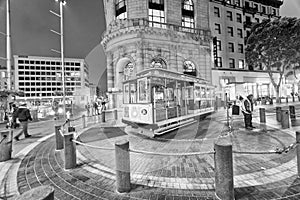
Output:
[[289, 105, 296, 120], [281, 110, 290, 129], [0, 130, 13, 162], [115, 140, 131, 193], [114, 109, 118, 120], [82, 115, 86, 128], [15, 185, 54, 200], [64, 133, 76, 169], [101, 111, 106, 123], [296, 131, 300, 177], [55, 125, 64, 150], [259, 108, 266, 123], [276, 107, 282, 122], [214, 139, 234, 200]]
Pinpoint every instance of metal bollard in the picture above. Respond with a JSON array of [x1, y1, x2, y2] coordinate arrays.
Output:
[[55, 125, 64, 150], [296, 131, 300, 177], [114, 109, 118, 120], [115, 140, 131, 193], [259, 108, 266, 123], [15, 185, 54, 200], [214, 139, 234, 200], [0, 130, 13, 162], [64, 133, 76, 169], [82, 114, 86, 128], [281, 110, 290, 129], [289, 105, 296, 120], [276, 107, 282, 122], [101, 111, 106, 123]]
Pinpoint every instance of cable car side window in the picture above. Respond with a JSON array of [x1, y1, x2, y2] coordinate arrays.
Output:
[[130, 82, 137, 103], [124, 83, 129, 103], [138, 77, 149, 103]]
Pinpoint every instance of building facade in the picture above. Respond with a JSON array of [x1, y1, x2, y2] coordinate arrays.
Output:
[[209, 0, 283, 100], [101, 0, 213, 112], [13, 55, 89, 103]]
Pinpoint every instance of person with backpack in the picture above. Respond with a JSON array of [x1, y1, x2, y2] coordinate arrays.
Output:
[[13, 102, 33, 141]]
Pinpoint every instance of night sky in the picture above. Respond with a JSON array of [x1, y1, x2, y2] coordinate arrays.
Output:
[[0, 0, 299, 85]]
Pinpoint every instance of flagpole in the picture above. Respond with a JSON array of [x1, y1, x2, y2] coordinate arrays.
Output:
[[6, 0, 12, 91]]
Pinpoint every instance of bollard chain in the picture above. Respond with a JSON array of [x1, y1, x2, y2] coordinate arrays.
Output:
[[275, 142, 299, 154]]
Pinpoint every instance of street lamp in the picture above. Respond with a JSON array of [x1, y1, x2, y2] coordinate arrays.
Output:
[[50, 0, 66, 118], [0, 0, 12, 90]]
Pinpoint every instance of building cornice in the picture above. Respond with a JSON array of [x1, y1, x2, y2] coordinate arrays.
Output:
[[101, 18, 211, 50]]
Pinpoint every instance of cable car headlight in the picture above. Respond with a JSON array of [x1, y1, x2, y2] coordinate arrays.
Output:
[[141, 109, 147, 115]]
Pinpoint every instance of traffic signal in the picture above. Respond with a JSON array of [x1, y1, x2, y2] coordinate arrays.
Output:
[[213, 37, 218, 66]]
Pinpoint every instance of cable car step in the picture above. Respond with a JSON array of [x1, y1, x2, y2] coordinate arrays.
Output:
[[154, 118, 197, 136]]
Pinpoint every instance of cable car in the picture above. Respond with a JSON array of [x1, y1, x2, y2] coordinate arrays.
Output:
[[122, 68, 215, 137]]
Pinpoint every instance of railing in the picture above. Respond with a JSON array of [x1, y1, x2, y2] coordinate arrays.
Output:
[[102, 18, 211, 41]]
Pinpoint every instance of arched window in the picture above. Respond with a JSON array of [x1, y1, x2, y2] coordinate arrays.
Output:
[[148, 0, 166, 28], [116, 0, 127, 19], [150, 58, 167, 68], [124, 62, 134, 80], [183, 60, 196, 76], [182, 0, 195, 30]]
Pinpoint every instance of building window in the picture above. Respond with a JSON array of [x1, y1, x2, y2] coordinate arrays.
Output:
[[272, 8, 277, 16], [115, 0, 127, 19], [227, 11, 233, 21], [217, 40, 222, 51], [262, 6, 266, 14], [150, 58, 167, 68], [238, 44, 244, 53], [236, 13, 242, 23], [182, 0, 194, 29], [229, 58, 235, 68], [239, 60, 245, 69], [183, 60, 196, 76], [237, 28, 243, 38], [228, 42, 234, 52], [214, 7, 220, 17], [217, 57, 222, 68], [235, 0, 241, 7], [215, 23, 221, 34], [124, 62, 134, 81], [149, 0, 165, 28], [228, 26, 234, 37]]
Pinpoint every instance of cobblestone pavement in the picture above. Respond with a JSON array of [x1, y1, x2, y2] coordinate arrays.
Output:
[[2, 104, 300, 199]]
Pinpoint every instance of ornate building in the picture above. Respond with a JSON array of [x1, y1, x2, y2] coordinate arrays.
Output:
[[101, 0, 213, 112]]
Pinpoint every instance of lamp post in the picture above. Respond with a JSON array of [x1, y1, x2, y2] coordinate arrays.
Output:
[[6, 0, 11, 91], [50, 0, 66, 118]]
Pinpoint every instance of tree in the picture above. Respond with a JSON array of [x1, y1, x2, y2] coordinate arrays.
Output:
[[245, 17, 300, 103]]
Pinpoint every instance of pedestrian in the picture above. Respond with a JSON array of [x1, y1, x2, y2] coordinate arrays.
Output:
[[93, 101, 98, 115], [85, 102, 90, 116], [13, 102, 33, 141], [240, 94, 255, 130]]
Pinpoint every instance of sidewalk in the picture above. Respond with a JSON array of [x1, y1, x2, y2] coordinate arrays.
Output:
[[1, 102, 300, 199]]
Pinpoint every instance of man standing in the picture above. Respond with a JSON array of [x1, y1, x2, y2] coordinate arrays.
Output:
[[240, 94, 255, 130], [13, 102, 32, 141]]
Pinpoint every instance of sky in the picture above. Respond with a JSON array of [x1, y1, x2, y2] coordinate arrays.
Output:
[[0, 0, 299, 85]]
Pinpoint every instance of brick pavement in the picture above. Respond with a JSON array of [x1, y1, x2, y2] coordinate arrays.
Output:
[[2, 104, 300, 199]]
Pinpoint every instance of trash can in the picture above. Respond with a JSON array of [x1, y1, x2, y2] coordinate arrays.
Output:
[[0, 130, 13, 162]]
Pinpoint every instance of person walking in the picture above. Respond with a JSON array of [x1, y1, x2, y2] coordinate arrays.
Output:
[[240, 94, 255, 130], [13, 102, 33, 141]]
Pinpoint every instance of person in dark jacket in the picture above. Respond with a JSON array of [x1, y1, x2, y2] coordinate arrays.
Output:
[[13, 102, 32, 141], [240, 94, 255, 130]]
